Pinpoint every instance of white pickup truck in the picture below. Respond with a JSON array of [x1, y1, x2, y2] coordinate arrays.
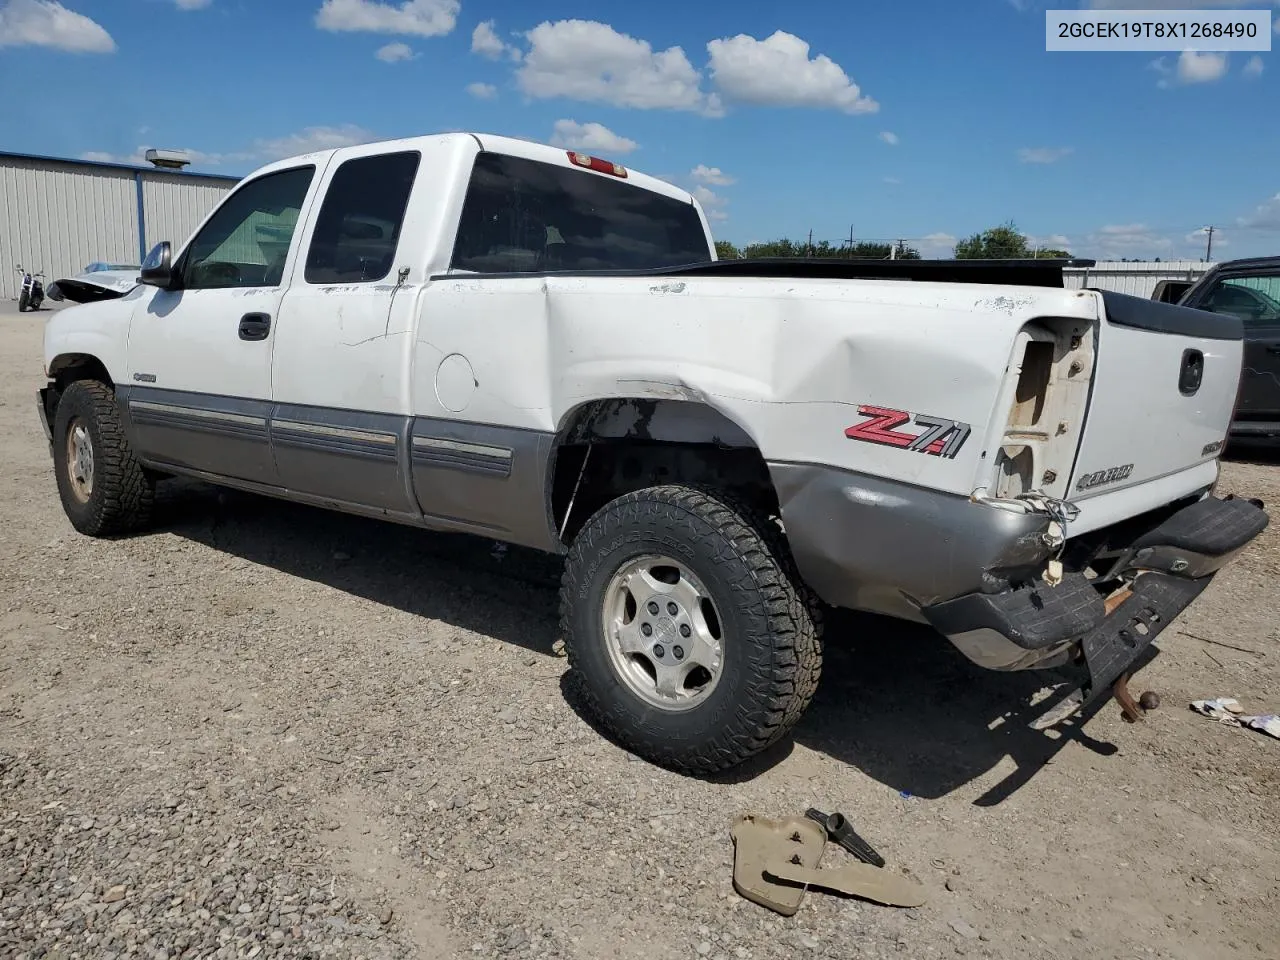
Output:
[[37, 132, 1268, 773]]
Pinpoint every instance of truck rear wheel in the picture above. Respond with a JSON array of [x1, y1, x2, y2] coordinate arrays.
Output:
[[560, 484, 822, 774], [52, 380, 155, 537]]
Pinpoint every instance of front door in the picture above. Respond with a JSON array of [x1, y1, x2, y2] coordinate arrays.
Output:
[[125, 164, 321, 484]]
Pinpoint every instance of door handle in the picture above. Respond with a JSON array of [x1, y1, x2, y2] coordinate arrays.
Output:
[[1266, 344, 1280, 355], [238, 313, 271, 341]]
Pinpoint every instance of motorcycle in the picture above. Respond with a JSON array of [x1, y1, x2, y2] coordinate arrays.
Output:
[[16, 265, 45, 312]]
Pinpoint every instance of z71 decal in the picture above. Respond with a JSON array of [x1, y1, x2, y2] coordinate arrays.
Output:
[[845, 405, 971, 459]]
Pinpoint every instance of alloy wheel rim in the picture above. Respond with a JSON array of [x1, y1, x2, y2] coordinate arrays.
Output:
[[600, 554, 725, 712]]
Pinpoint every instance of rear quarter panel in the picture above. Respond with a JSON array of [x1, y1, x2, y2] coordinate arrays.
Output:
[[414, 275, 1101, 499]]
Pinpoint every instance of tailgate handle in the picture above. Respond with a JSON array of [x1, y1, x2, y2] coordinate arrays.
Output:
[[1179, 348, 1204, 396]]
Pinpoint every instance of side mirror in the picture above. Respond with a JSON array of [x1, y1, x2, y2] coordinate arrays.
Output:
[[139, 241, 175, 288]]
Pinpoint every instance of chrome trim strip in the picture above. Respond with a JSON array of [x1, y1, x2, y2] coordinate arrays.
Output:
[[272, 419, 398, 446], [412, 436, 513, 461], [130, 400, 265, 427]]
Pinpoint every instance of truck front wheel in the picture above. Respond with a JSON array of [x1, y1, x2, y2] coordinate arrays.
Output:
[[52, 380, 155, 536], [560, 485, 822, 774]]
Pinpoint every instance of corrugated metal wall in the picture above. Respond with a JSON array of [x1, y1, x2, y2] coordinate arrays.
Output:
[[0, 158, 139, 302], [141, 174, 233, 258], [0, 155, 237, 302], [1062, 260, 1214, 298]]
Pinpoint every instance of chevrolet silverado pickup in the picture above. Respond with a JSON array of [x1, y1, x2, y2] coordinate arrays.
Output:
[[36, 132, 1269, 773]]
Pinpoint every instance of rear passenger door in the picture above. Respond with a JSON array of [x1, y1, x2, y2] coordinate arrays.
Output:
[[269, 148, 423, 516]]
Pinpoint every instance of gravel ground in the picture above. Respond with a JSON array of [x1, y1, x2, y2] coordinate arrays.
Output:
[[2, 306, 1279, 960]]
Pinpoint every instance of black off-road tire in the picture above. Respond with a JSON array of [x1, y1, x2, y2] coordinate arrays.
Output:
[[52, 380, 155, 536], [18, 290, 29, 312], [560, 484, 823, 775]]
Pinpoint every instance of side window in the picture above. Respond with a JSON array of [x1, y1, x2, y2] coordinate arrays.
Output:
[[304, 152, 420, 284], [1201, 275, 1280, 325], [182, 166, 314, 290]]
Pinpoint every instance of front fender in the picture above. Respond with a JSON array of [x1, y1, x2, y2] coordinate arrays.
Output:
[[43, 296, 135, 383]]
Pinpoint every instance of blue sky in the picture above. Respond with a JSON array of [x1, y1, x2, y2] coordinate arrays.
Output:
[[1, 0, 1278, 259]]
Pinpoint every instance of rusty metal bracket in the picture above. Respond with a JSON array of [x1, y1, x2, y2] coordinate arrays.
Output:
[[1113, 672, 1144, 723]]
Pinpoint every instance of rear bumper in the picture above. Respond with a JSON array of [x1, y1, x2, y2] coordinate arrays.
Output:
[[922, 494, 1268, 673]]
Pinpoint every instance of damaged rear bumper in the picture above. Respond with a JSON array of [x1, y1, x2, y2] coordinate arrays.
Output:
[[920, 494, 1268, 672], [771, 460, 1267, 703]]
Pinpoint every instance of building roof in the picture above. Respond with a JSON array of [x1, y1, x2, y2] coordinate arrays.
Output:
[[0, 149, 240, 183]]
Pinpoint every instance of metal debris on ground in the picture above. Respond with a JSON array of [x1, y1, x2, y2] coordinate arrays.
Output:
[[1190, 697, 1280, 739], [804, 808, 885, 867]]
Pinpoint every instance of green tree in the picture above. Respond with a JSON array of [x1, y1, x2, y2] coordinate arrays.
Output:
[[955, 221, 1072, 259], [955, 221, 1030, 259], [714, 240, 740, 260], [743, 239, 803, 258]]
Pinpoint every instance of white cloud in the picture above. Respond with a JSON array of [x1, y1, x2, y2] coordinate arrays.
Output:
[[174, 0, 211, 9], [253, 124, 376, 160], [518, 19, 720, 115], [471, 19, 519, 60], [1088, 223, 1175, 258], [0, 0, 115, 52], [375, 41, 415, 61], [550, 120, 638, 155], [882, 176, 902, 185], [315, 0, 458, 37], [1027, 233, 1073, 250], [919, 232, 957, 257], [1243, 54, 1264, 78], [706, 31, 877, 114], [84, 124, 380, 171], [1177, 49, 1228, 83], [373, 41, 414, 61], [1018, 146, 1074, 164], [466, 81, 497, 99], [80, 146, 233, 167], [1237, 192, 1280, 230], [693, 185, 729, 222], [878, 131, 898, 146], [690, 164, 734, 186]]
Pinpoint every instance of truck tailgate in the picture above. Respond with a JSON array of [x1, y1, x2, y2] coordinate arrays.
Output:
[[1068, 291, 1242, 502]]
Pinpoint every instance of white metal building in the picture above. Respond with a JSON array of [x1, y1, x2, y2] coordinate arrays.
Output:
[[1062, 259, 1214, 298], [0, 151, 238, 302]]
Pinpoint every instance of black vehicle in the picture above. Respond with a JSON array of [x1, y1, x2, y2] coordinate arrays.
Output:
[[15, 264, 45, 312], [1177, 256, 1280, 445]]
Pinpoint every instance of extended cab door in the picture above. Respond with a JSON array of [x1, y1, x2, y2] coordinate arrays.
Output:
[[125, 164, 322, 483], [267, 147, 423, 516], [1185, 266, 1280, 434]]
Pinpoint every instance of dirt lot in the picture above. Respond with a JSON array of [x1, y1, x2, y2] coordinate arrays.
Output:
[[2, 306, 1278, 960]]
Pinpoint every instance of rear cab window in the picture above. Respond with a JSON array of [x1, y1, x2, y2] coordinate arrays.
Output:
[[450, 152, 711, 273], [305, 151, 421, 284]]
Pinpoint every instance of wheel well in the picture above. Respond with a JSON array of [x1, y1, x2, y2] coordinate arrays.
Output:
[[44, 355, 114, 425], [48, 354, 113, 388], [550, 399, 780, 542]]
